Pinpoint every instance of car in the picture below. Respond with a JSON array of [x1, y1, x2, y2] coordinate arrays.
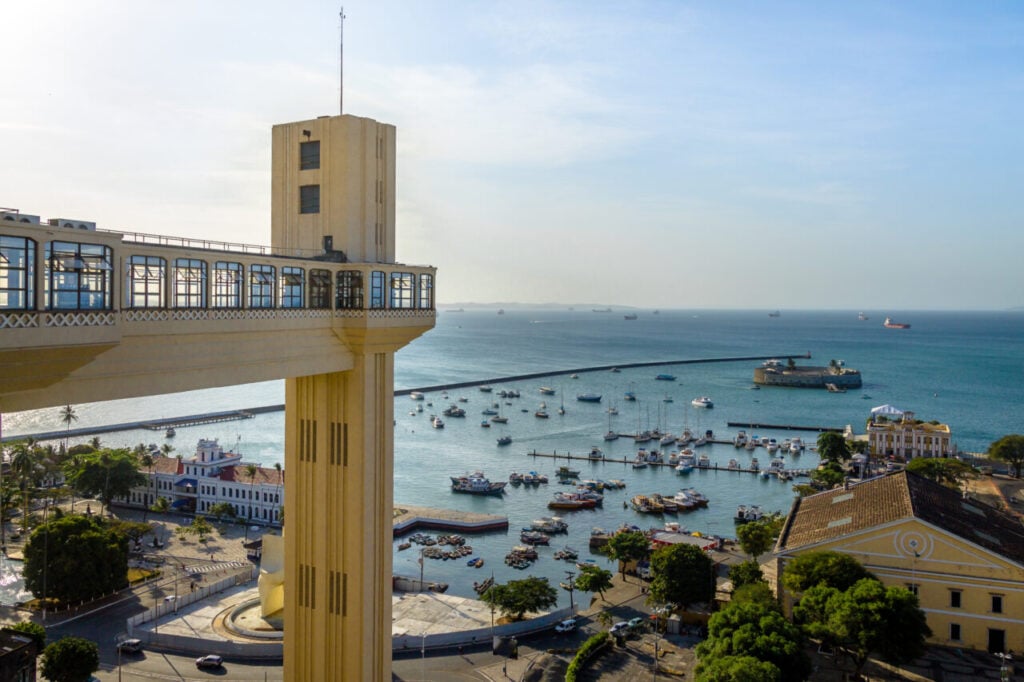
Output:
[[195, 655, 224, 669], [117, 638, 143, 653], [554, 618, 577, 633], [627, 616, 646, 630], [609, 621, 630, 635]]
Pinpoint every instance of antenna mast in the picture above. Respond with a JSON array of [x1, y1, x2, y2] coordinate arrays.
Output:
[[339, 6, 346, 115]]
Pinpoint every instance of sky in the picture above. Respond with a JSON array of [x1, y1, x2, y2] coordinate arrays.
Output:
[[2, 1, 1022, 310]]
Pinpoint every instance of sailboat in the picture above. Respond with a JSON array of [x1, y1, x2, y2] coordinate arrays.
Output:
[[604, 408, 619, 441], [558, 391, 566, 416]]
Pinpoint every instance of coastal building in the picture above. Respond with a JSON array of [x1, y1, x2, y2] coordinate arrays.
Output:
[[0, 627, 40, 681], [866, 409, 953, 459], [775, 470, 1024, 655], [123, 439, 283, 524], [0, 109, 435, 680]]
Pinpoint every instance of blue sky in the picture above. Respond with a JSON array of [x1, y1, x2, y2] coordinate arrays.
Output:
[[2, 1, 1022, 309]]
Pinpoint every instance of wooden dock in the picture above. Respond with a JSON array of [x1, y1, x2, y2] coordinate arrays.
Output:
[[727, 421, 842, 433], [525, 450, 811, 477]]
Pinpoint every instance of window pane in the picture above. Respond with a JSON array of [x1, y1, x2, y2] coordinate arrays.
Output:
[[300, 185, 320, 214], [300, 141, 320, 170]]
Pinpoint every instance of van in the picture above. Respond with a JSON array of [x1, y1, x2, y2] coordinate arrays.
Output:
[[117, 638, 143, 653]]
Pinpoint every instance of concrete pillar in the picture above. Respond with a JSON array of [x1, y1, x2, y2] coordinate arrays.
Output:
[[283, 349, 395, 681]]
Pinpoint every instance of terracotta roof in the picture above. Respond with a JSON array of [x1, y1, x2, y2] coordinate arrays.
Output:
[[218, 465, 284, 486], [149, 456, 182, 476], [776, 470, 1024, 565]]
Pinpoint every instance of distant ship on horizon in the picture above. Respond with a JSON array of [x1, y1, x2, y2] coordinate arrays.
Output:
[[768, 310, 781, 317], [884, 317, 910, 329]]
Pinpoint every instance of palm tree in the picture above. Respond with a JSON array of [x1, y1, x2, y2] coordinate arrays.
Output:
[[59, 405, 78, 452], [10, 443, 38, 535], [139, 452, 155, 522], [244, 463, 259, 541], [160, 443, 174, 457], [88, 436, 101, 451]]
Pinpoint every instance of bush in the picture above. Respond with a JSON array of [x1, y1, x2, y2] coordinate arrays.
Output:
[[565, 631, 610, 682]]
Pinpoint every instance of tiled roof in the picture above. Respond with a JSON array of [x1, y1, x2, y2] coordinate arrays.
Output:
[[218, 465, 284, 486], [776, 470, 1024, 565], [149, 456, 182, 475]]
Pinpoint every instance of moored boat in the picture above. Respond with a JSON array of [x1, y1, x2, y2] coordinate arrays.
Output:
[[691, 396, 714, 409], [576, 393, 602, 402], [735, 504, 764, 524], [497, 435, 512, 446], [450, 471, 506, 495]]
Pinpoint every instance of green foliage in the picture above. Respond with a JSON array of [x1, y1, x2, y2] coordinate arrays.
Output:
[[988, 434, 1024, 478], [178, 515, 215, 542], [480, 576, 558, 621], [64, 448, 145, 512], [728, 560, 765, 589], [150, 497, 171, 514], [23, 515, 128, 603], [574, 565, 614, 599], [905, 457, 977, 487], [605, 530, 650, 578], [649, 543, 714, 609], [794, 578, 931, 676], [65, 444, 95, 456], [7, 620, 46, 648], [781, 551, 874, 594], [695, 654, 782, 682], [736, 520, 776, 558], [695, 600, 810, 681], [816, 432, 852, 464], [810, 461, 845, 489], [208, 501, 237, 522], [730, 581, 776, 609], [40, 635, 99, 682], [565, 631, 610, 682], [106, 520, 153, 544]]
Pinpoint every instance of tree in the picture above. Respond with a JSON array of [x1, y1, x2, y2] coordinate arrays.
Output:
[[58, 405, 78, 453], [989, 434, 1024, 478], [795, 578, 931, 678], [781, 551, 875, 594], [574, 565, 614, 600], [179, 515, 215, 544], [65, 448, 145, 515], [150, 496, 170, 515], [730, 581, 776, 609], [605, 530, 650, 581], [274, 461, 283, 524], [245, 463, 259, 522], [736, 520, 776, 559], [23, 515, 128, 603], [106, 519, 153, 546], [40, 635, 99, 682], [728, 560, 765, 589], [10, 441, 40, 534], [905, 457, 976, 488], [480, 576, 558, 621], [8, 620, 46, 648], [138, 451, 155, 522], [649, 543, 714, 609], [695, 655, 781, 682], [208, 501, 237, 523], [810, 461, 845, 489], [816, 432, 851, 465], [695, 600, 810, 681]]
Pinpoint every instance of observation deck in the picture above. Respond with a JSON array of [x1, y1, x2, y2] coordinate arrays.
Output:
[[0, 217, 435, 412]]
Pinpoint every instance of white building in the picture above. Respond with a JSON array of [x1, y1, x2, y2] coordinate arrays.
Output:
[[125, 438, 284, 525]]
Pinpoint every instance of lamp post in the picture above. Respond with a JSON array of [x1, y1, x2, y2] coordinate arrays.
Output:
[[562, 570, 576, 616], [996, 652, 1012, 682]]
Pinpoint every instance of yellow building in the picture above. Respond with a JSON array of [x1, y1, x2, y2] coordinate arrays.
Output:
[[1, 111, 434, 680], [866, 410, 953, 459], [775, 470, 1024, 655]]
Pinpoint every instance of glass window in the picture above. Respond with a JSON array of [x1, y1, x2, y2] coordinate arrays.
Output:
[[0, 235, 35, 310], [336, 270, 363, 309], [280, 266, 305, 308], [300, 185, 320, 214], [309, 269, 331, 309], [992, 595, 1003, 614], [370, 271, 385, 309], [418, 273, 433, 310], [950, 623, 961, 641], [45, 241, 113, 310], [213, 261, 243, 309], [389, 272, 414, 309], [249, 264, 275, 308], [126, 255, 166, 308], [173, 258, 207, 308], [300, 141, 320, 170], [950, 590, 962, 608]]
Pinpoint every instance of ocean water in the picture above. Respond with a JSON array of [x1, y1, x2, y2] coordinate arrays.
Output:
[[5, 309, 1023, 605]]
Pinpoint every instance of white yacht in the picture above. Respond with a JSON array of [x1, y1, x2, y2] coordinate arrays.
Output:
[[691, 396, 714, 409]]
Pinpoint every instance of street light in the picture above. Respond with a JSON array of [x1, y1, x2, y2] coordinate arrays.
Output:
[[996, 652, 1012, 682], [561, 570, 576, 616]]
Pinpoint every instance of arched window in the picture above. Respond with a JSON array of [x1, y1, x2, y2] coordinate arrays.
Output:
[[45, 241, 113, 310], [0, 235, 36, 310], [249, 264, 276, 309], [336, 270, 364, 309], [126, 256, 165, 308], [173, 258, 208, 308], [213, 261, 243, 308], [280, 266, 305, 308]]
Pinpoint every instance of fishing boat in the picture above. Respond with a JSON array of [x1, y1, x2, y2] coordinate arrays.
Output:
[[553, 547, 579, 561], [165, 427, 176, 438], [520, 530, 551, 545], [450, 471, 507, 495], [588, 446, 603, 459], [677, 488, 709, 507], [556, 465, 580, 478], [473, 576, 495, 594], [480, 420, 491, 428], [548, 492, 598, 510], [497, 435, 512, 446], [526, 517, 568, 533], [735, 505, 764, 524]]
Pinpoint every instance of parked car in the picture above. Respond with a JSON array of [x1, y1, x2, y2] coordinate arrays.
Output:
[[609, 621, 630, 635], [628, 617, 646, 630], [117, 638, 143, 653], [554, 618, 577, 633], [195, 655, 224, 669]]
